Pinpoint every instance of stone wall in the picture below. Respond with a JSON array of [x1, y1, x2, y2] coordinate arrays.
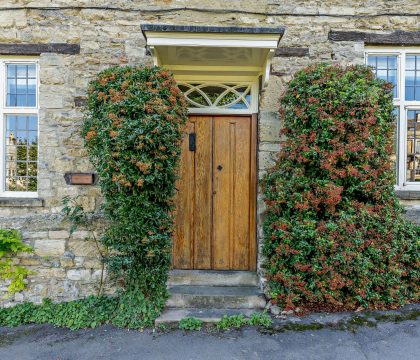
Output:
[[0, 0, 419, 305]]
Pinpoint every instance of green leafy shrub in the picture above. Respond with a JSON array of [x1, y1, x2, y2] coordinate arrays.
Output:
[[0, 229, 32, 296], [81, 65, 188, 322], [0, 291, 163, 330], [262, 64, 420, 311], [179, 317, 203, 331]]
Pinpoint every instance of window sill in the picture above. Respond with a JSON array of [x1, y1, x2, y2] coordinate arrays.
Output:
[[395, 190, 420, 200], [0, 197, 44, 207]]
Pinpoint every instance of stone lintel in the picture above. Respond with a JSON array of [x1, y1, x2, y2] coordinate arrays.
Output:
[[0, 43, 80, 55], [274, 47, 309, 57], [328, 30, 420, 45]]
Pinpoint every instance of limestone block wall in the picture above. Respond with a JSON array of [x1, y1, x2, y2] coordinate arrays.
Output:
[[0, 1, 419, 305]]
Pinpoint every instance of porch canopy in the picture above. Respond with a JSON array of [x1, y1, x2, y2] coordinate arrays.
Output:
[[140, 24, 285, 86]]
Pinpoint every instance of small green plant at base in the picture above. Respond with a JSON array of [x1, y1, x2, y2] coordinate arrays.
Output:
[[0, 229, 32, 296], [0, 289, 165, 330], [217, 314, 247, 330], [248, 312, 272, 328], [179, 317, 203, 331]]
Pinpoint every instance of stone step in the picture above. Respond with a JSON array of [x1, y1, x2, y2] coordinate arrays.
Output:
[[166, 285, 266, 309], [168, 270, 259, 287], [155, 308, 260, 325]]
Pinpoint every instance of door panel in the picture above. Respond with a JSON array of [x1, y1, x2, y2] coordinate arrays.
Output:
[[173, 116, 212, 269], [173, 120, 195, 269], [173, 115, 256, 270], [192, 117, 213, 269], [213, 117, 252, 270]]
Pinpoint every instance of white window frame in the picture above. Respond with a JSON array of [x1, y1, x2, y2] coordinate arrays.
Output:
[[365, 47, 420, 191], [0, 57, 39, 198]]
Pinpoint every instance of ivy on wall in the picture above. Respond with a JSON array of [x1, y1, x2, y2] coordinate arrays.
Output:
[[262, 64, 420, 311]]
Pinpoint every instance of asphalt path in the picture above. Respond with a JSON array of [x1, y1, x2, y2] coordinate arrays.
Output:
[[0, 318, 419, 360]]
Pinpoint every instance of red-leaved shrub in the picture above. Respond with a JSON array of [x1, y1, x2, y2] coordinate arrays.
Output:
[[262, 64, 420, 311]]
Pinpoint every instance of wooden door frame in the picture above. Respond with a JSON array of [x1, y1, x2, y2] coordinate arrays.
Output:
[[248, 113, 257, 271]]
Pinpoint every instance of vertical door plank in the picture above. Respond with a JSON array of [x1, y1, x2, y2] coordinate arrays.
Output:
[[213, 117, 232, 269], [173, 118, 195, 269], [213, 116, 253, 270], [193, 116, 213, 269]]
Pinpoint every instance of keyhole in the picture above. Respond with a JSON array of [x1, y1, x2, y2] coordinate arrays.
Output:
[[217, 165, 223, 171]]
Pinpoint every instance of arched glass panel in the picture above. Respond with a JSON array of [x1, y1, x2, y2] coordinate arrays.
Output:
[[178, 83, 252, 111]]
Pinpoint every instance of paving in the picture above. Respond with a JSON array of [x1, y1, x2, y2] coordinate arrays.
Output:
[[1, 315, 419, 360]]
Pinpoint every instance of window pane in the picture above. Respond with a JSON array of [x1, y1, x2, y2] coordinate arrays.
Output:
[[27, 65, 36, 78], [7, 65, 16, 78], [4, 115, 38, 192], [367, 55, 398, 98], [377, 69, 387, 80], [28, 178, 37, 192], [405, 55, 420, 101], [376, 56, 388, 69], [27, 94, 36, 107], [367, 57, 376, 67], [388, 56, 397, 69], [27, 78, 36, 94], [406, 110, 420, 182], [28, 116, 37, 131], [406, 70, 415, 86], [16, 65, 27, 78], [6, 63, 37, 107], [406, 86, 415, 101], [28, 162, 37, 177], [406, 56, 416, 70]]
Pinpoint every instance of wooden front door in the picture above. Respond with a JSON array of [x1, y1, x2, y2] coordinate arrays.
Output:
[[173, 115, 256, 270]]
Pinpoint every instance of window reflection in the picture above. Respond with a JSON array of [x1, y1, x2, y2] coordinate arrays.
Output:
[[406, 110, 420, 182], [5, 115, 38, 191], [405, 55, 420, 101]]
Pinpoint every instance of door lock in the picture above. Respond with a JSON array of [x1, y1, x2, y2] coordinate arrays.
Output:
[[217, 165, 223, 171], [189, 133, 196, 152]]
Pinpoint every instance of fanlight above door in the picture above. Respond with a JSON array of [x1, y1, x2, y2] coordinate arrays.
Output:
[[178, 83, 252, 111]]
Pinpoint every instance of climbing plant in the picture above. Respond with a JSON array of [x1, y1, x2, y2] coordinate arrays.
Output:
[[62, 195, 107, 296], [81, 65, 188, 312], [0, 229, 32, 296], [262, 64, 420, 311]]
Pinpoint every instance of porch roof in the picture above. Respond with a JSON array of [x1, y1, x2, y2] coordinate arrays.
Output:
[[141, 24, 285, 85], [141, 24, 285, 37]]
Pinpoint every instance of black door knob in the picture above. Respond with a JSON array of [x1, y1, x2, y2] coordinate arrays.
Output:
[[217, 165, 223, 171]]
